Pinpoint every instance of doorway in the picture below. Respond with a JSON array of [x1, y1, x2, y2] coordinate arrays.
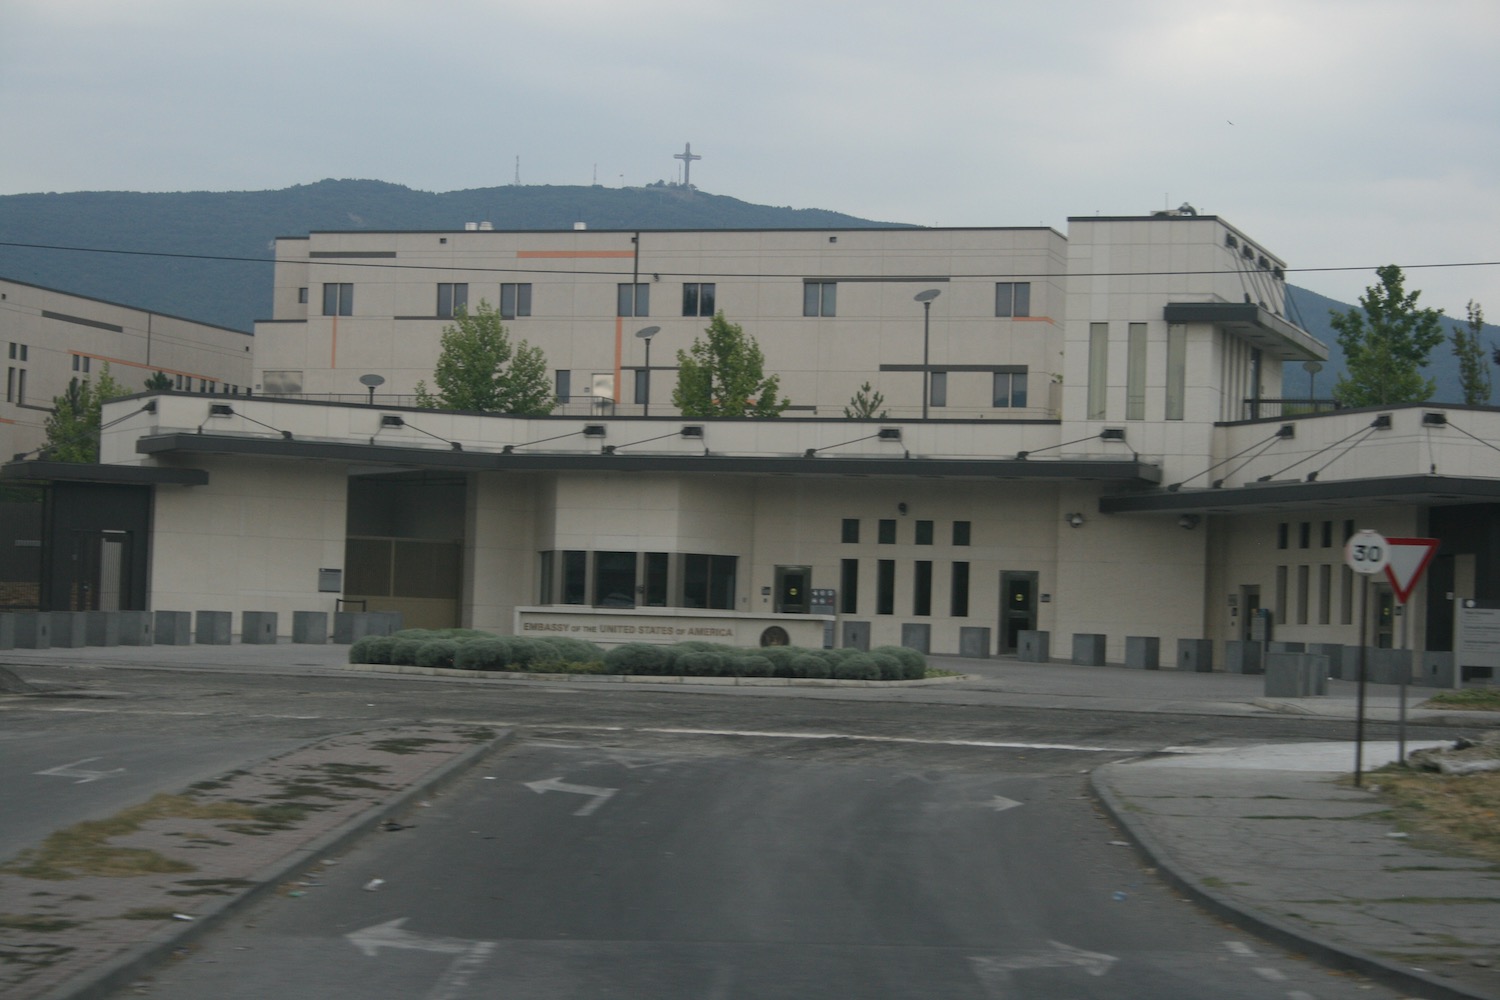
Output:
[[999, 570, 1039, 653], [1239, 585, 1261, 642], [774, 565, 810, 614]]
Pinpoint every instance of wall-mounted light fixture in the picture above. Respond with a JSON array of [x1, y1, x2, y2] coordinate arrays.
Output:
[[1178, 514, 1201, 530], [1066, 512, 1085, 528]]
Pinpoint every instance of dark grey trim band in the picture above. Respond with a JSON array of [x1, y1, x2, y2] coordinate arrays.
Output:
[[1, 460, 208, 486]]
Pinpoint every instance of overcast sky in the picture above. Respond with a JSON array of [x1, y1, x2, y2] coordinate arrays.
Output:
[[3, 0, 1498, 318]]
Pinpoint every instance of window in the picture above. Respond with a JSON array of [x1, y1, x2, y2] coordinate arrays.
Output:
[[1298, 522, 1311, 549], [993, 371, 1028, 408], [322, 283, 353, 316], [500, 282, 532, 319], [1165, 324, 1186, 421], [562, 551, 587, 605], [555, 370, 571, 403], [803, 281, 836, 317], [5, 367, 13, 402], [1277, 522, 1288, 549], [913, 561, 932, 616], [634, 368, 650, 404], [915, 520, 933, 545], [594, 551, 637, 607], [841, 559, 859, 614], [437, 283, 469, 318], [1275, 565, 1288, 624], [1087, 322, 1108, 420], [952, 521, 971, 546], [876, 559, 895, 615], [1321, 521, 1333, 548], [15, 369, 23, 404], [1296, 564, 1310, 625], [878, 519, 896, 544], [538, 551, 554, 603], [617, 282, 649, 317], [841, 518, 860, 543], [72, 355, 91, 373], [683, 554, 736, 610], [951, 562, 970, 617], [297, 287, 308, 304], [682, 283, 716, 317], [995, 282, 1031, 317], [930, 372, 947, 408], [1126, 322, 1146, 420], [1318, 564, 1332, 625], [8, 343, 27, 361], [644, 552, 669, 607], [1341, 565, 1354, 625]]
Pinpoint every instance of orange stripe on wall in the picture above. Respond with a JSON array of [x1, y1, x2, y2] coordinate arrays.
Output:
[[516, 250, 637, 259]]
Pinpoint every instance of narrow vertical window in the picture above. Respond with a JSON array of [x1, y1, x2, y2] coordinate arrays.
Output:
[[555, 370, 571, 403], [538, 551, 554, 603], [915, 520, 933, 545], [1126, 322, 1147, 420], [1296, 564, 1310, 624], [644, 552, 669, 607], [877, 559, 895, 615], [930, 372, 947, 408], [878, 519, 896, 544], [841, 559, 859, 614], [951, 562, 970, 617], [1340, 565, 1354, 625], [1275, 565, 1288, 624], [1087, 322, 1108, 420], [913, 561, 932, 616], [562, 551, 587, 605], [841, 518, 860, 543], [1165, 323, 1186, 420], [1318, 564, 1332, 625], [952, 521, 971, 546], [634, 368, 649, 404]]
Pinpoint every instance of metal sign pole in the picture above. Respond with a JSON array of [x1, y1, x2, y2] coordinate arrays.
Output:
[[1355, 574, 1368, 788], [1398, 596, 1409, 763]]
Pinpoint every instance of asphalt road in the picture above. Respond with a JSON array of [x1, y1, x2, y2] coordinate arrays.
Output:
[[0, 664, 1444, 1000]]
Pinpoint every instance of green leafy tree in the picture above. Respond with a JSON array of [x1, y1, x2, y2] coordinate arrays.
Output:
[[42, 365, 130, 463], [143, 370, 174, 391], [413, 300, 554, 415], [844, 381, 887, 419], [672, 312, 788, 417], [1330, 265, 1444, 407], [1451, 300, 1491, 406]]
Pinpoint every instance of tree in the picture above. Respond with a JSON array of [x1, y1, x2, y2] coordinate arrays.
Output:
[[413, 300, 554, 415], [143, 371, 174, 391], [1330, 265, 1444, 407], [1451, 300, 1491, 406], [844, 381, 887, 419], [42, 365, 129, 463], [672, 312, 788, 417]]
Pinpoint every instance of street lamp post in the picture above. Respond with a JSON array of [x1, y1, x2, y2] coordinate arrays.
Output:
[[635, 326, 660, 415], [914, 289, 941, 419]]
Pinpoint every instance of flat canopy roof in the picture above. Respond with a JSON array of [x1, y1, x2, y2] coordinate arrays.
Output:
[[0, 460, 208, 486], [1163, 301, 1327, 363], [1100, 474, 1500, 515]]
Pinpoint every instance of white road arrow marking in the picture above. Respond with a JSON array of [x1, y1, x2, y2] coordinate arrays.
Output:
[[346, 919, 496, 1000], [971, 941, 1118, 994], [35, 756, 125, 783], [985, 795, 1024, 812], [523, 777, 618, 816]]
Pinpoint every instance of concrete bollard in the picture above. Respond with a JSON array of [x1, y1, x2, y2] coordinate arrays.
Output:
[[1017, 630, 1050, 663], [1225, 640, 1263, 675], [1125, 636, 1160, 670], [0, 613, 14, 650], [15, 612, 52, 649], [1071, 633, 1106, 666], [51, 611, 88, 648], [292, 611, 328, 644], [154, 611, 193, 646], [1177, 638, 1213, 672], [86, 611, 121, 647], [241, 611, 278, 644], [195, 610, 232, 645], [958, 627, 991, 658], [118, 611, 154, 646]]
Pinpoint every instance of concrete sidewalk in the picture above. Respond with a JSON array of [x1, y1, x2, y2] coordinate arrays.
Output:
[[4, 641, 1499, 999]]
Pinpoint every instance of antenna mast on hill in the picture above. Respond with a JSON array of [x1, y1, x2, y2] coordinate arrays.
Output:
[[514, 156, 520, 186], [674, 143, 701, 188]]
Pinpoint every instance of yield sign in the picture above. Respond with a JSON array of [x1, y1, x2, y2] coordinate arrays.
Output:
[[1382, 537, 1439, 604]]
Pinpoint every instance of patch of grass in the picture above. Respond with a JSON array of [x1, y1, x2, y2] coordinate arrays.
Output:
[[117, 908, 179, 921], [457, 727, 496, 743], [0, 941, 75, 969], [370, 737, 449, 755], [0, 794, 269, 880], [1369, 766, 1500, 864], [1421, 688, 1500, 711], [0, 914, 81, 933]]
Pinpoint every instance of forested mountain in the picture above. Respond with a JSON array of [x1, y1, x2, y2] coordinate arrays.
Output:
[[1, 179, 1495, 405]]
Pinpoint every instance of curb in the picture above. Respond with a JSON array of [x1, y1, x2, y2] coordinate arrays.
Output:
[[339, 661, 967, 687], [36, 726, 518, 1000], [1088, 763, 1496, 1000]]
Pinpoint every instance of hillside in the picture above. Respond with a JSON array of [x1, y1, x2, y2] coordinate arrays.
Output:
[[1, 180, 1495, 405]]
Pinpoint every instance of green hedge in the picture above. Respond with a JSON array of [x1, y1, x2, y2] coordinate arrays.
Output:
[[351, 629, 927, 681]]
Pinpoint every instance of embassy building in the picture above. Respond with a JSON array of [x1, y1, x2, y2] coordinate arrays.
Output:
[[7, 211, 1500, 677]]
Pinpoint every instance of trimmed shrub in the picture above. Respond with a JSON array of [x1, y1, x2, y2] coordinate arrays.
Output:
[[737, 654, 774, 678], [759, 646, 799, 677], [870, 652, 904, 680], [874, 644, 927, 680], [349, 635, 395, 664], [539, 637, 605, 665], [454, 638, 511, 671], [789, 652, 831, 679], [833, 652, 881, 680], [390, 637, 427, 665], [604, 643, 665, 675], [415, 639, 461, 669], [678, 650, 725, 676]]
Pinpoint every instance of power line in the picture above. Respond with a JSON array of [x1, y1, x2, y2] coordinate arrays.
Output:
[[1, 239, 1497, 283]]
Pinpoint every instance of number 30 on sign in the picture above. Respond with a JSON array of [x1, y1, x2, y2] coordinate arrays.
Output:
[[1344, 529, 1389, 575]]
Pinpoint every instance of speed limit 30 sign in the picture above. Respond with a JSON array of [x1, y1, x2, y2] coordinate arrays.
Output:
[[1344, 529, 1388, 575]]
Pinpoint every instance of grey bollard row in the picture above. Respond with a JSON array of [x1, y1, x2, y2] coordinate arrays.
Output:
[[1365, 648, 1410, 685], [0, 613, 14, 650], [241, 611, 278, 644], [1017, 630, 1050, 663], [1125, 636, 1160, 670], [1307, 643, 1346, 680], [333, 611, 371, 644], [1177, 638, 1213, 672], [369, 611, 404, 635], [86, 611, 121, 647], [958, 627, 991, 658], [1071, 633, 1106, 666], [293, 611, 328, 644], [51, 611, 88, 648], [1224, 640, 1263, 675], [118, 611, 154, 645], [195, 611, 232, 645], [1419, 651, 1455, 688], [154, 611, 193, 646], [1267, 641, 1305, 654], [1265, 653, 1330, 697], [15, 612, 52, 649]]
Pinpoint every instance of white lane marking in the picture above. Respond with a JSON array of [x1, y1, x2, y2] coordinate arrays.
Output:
[[35, 756, 125, 783], [986, 795, 1024, 812], [523, 777, 618, 816], [1224, 941, 1255, 957], [346, 919, 496, 1000], [1253, 966, 1286, 982], [971, 941, 1118, 994], [637, 727, 1143, 753]]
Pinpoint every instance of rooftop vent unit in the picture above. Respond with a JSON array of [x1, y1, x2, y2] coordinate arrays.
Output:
[[573, 222, 588, 231], [464, 222, 479, 231], [478, 221, 493, 231], [1225, 234, 1239, 249]]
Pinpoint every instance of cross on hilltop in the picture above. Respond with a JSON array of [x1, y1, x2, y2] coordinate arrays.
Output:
[[674, 143, 701, 187]]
